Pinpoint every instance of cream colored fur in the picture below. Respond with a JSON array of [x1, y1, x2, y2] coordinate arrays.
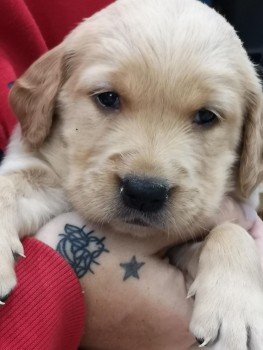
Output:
[[1, 0, 263, 348]]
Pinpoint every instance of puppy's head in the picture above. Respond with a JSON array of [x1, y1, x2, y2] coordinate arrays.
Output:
[[9, 0, 263, 239]]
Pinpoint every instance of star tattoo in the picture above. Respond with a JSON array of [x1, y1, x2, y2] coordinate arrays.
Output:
[[120, 256, 145, 281]]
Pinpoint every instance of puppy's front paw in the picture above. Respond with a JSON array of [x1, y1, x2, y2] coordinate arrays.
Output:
[[189, 224, 263, 350], [189, 276, 263, 349], [0, 234, 24, 302]]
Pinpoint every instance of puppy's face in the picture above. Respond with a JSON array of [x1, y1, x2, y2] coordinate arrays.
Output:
[[59, 49, 242, 238], [10, 0, 263, 239]]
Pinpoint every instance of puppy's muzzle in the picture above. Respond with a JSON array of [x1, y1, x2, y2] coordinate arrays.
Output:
[[120, 176, 168, 213]]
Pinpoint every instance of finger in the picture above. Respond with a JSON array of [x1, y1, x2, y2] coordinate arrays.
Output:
[[214, 198, 257, 231], [249, 216, 263, 239]]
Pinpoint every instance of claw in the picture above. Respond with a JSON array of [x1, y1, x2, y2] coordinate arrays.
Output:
[[1, 291, 12, 303], [186, 290, 195, 299], [13, 251, 26, 261], [196, 338, 205, 345], [0, 301, 5, 305], [198, 338, 211, 347]]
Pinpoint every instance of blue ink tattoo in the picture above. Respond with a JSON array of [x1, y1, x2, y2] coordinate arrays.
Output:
[[56, 224, 109, 278], [120, 256, 145, 281]]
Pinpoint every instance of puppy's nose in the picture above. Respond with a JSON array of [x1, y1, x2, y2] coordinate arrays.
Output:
[[121, 177, 168, 212]]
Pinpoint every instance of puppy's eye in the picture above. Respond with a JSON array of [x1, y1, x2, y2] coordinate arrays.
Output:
[[193, 109, 218, 125], [96, 91, 120, 110]]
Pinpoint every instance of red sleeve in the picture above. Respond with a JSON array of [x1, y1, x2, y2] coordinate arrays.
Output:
[[0, 238, 85, 350], [0, 0, 114, 151]]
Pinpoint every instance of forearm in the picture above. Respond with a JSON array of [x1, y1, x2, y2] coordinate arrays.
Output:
[[35, 212, 196, 350]]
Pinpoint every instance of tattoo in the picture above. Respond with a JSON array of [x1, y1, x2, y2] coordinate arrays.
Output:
[[120, 256, 145, 281], [56, 224, 109, 278]]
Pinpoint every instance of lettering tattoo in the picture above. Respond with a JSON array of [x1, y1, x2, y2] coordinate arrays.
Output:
[[56, 224, 109, 278], [120, 256, 145, 281]]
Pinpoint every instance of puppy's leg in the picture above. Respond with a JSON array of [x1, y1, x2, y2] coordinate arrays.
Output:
[[168, 242, 203, 290], [184, 223, 263, 349], [0, 168, 69, 299]]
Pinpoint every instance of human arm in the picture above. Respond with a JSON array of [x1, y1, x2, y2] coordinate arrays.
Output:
[[34, 198, 262, 350]]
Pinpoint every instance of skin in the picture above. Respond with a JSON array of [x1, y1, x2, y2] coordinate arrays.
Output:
[[34, 198, 263, 350]]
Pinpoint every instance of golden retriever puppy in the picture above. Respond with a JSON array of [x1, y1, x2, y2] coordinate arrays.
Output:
[[1, 0, 263, 348]]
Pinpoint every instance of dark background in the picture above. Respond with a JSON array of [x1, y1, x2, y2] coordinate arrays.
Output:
[[202, 0, 263, 81]]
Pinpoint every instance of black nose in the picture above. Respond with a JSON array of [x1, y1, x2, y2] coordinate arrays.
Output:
[[121, 177, 168, 213]]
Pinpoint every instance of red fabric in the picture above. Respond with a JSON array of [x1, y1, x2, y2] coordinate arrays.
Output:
[[0, 0, 114, 150], [0, 238, 85, 350], [0, 0, 114, 347]]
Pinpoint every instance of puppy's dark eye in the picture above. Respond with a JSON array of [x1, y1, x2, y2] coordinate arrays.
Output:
[[193, 109, 218, 125], [96, 91, 120, 110]]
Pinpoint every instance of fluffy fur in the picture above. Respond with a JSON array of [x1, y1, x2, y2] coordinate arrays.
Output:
[[1, 0, 263, 348]]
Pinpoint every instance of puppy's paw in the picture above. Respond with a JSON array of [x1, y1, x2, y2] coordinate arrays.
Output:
[[189, 276, 263, 349], [0, 235, 24, 302], [189, 224, 263, 349]]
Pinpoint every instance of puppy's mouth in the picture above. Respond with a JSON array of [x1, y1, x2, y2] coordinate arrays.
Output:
[[112, 213, 167, 237], [124, 218, 149, 227]]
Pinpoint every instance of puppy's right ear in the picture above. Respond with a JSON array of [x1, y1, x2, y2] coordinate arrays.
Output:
[[9, 44, 65, 148]]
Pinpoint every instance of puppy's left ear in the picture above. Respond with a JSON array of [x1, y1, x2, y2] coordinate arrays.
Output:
[[239, 79, 263, 198], [9, 44, 66, 148]]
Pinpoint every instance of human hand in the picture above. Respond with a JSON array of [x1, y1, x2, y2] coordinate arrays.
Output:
[[34, 197, 262, 350], [214, 198, 263, 259], [35, 212, 195, 350]]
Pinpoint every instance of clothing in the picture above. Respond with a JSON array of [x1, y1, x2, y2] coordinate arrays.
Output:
[[0, 0, 113, 348], [0, 238, 85, 350]]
